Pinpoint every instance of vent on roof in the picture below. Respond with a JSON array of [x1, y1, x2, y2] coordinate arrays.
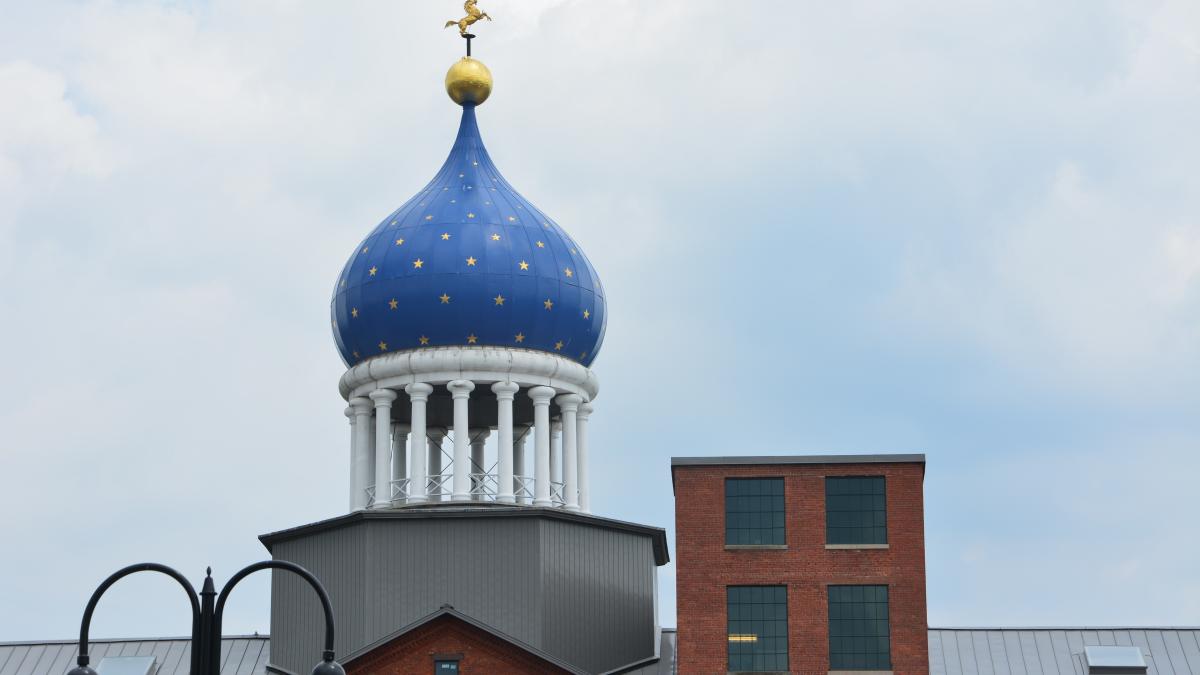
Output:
[[1084, 646, 1147, 674], [97, 656, 157, 675]]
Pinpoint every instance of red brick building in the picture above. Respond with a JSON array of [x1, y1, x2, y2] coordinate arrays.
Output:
[[343, 606, 579, 675], [673, 454, 928, 674]]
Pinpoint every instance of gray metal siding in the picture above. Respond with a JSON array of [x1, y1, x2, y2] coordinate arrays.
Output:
[[0, 639, 269, 675], [270, 521, 366, 675], [539, 519, 657, 674], [267, 514, 660, 675], [929, 629, 1200, 675]]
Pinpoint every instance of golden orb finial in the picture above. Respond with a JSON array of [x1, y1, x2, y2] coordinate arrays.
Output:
[[445, 56, 492, 106]]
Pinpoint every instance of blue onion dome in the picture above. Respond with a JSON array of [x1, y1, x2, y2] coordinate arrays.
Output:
[[331, 69, 606, 368]]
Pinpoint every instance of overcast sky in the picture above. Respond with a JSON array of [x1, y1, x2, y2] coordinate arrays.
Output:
[[2, 0, 1198, 642]]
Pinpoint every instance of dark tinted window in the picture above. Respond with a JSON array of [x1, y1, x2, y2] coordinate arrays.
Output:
[[725, 478, 785, 545], [828, 585, 891, 670], [727, 585, 788, 672], [433, 661, 458, 674], [825, 476, 887, 544]]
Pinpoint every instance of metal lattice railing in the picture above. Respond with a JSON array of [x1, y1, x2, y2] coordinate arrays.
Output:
[[377, 472, 571, 507]]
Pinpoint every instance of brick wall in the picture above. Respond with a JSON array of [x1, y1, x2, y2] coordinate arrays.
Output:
[[673, 461, 928, 674], [347, 614, 573, 675]]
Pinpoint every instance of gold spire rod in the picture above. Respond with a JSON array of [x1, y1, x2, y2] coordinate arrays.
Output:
[[445, 1, 492, 37]]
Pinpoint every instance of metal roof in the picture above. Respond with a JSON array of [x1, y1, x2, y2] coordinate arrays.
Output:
[[258, 504, 670, 566], [9, 628, 1196, 675], [671, 453, 926, 467], [0, 637, 270, 675], [929, 628, 1200, 675]]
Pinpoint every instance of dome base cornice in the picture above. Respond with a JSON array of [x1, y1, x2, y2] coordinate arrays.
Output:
[[339, 345, 598, 401]]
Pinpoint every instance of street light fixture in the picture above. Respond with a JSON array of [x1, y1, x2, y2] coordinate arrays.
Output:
[[65, 561, 344, 675]]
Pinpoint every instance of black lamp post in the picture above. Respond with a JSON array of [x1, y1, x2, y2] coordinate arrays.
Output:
[[65, 561, 345, 675]]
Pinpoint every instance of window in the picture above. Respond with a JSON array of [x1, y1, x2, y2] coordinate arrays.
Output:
[[727, 585, 788, 672], [433, 661, 459, 674], [828, 585, 891, 670], [825, 476, 887, 545], [725, 477, 785, 545]]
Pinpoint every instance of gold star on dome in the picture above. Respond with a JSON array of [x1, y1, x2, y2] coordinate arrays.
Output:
[[467, 334, 478, 344], [378, 341, 388, 351], [395, 238, 405, 246], [466, 256, 477, 266], [472, 161, 478, 166], [361, 246, 369, 254], [494, 294, 505, 306], [352, 351, 360, 359], [368, 266, 378, 276], [440, 293, 451, 304], [536, 241, 545, 248], [580, 351, 587, 359], [491, 233, 501, 241], [413, 259, 424, 268], [507, 216, 516, 222], [544, 299, 553, 310], [515, 333, 525, 343], [340, 279, 346, 287], [419, 335, 430, 345], [583, 309, 590, 319], [519, 261, 529, 271], [449, 199, 456, 204], [441, 232, 451, 240], [388, 298, 398, 310], [425, 215, 433, 221], [564, 267, 574, 278], [351, 308, 359, 318], [467, 212, 475, 219], [569, 248, 577, 254], [554, 340, 564, 350], [458, 173, 464, 178]]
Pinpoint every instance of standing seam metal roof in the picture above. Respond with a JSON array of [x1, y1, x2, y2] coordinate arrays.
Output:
[[0, 637, 270, 675], [929, 628, 1200, 675]]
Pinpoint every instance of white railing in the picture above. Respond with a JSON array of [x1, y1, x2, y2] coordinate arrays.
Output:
[[371, 472, 571, 507], [514, 475, 535, 503], [427, 473, 451, 500], [390, 478, 411, 501]]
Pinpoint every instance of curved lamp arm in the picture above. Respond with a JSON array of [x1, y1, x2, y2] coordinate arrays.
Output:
[[214, 561, 339, 664], [72, 563, 200, 670]]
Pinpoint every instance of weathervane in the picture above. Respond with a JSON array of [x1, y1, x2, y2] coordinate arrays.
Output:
[[445, 0, 492, 40]]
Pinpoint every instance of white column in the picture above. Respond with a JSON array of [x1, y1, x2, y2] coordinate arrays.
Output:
[[367, 414, 377, 503], [369, 389, 397, 509], [577, 402, 593, 513], [513, 425, 530, 503], [345, 406, 357, 512], [491, 382, 519, 504], [349, 397, 372, 511], [529, 386, 556, 507], [428, 428, 446, 501], [404, 383, 433, 504], [469, 428, 489, 500], [447, 380, 475, 502], [550, 420, 562, 486], [392, 423, 409, 501], [555, 394, 582, 512]]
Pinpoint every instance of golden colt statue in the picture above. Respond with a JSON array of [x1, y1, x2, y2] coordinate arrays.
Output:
[[445, 0, 492, 36]]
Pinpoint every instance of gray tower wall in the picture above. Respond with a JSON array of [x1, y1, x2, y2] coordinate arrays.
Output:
[[262, 509, 666, 675]]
